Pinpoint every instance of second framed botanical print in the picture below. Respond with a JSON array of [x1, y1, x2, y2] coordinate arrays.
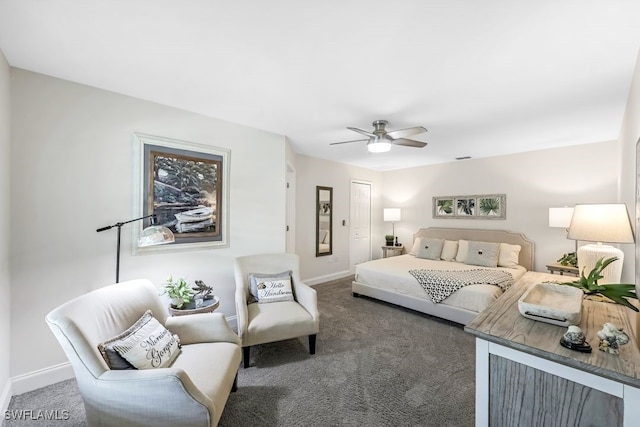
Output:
[[433, 194, 506, 219]]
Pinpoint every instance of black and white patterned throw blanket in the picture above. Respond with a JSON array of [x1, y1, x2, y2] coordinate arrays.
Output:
[[409, 269, 514, 303]]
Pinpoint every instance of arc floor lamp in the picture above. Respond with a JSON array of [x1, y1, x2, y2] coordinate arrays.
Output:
[[97, 214, 175, 283]]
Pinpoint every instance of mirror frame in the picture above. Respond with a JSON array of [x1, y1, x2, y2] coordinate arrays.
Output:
[[316, 186, 333, 257]]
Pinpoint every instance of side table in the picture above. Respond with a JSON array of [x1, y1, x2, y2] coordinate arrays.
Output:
[[169, 295, 220, 316], [546, 262, 579, 277], [381, 245, 404, 258]]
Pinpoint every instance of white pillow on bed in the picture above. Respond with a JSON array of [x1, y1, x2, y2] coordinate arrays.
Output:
[[498, 243, 522, 268], [440, 240, 459, 261], [455, 240, 469, 262], [415, 238, 444, 260]]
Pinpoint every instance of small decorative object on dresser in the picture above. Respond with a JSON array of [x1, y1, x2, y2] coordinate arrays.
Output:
[[560, 325, 592, 353], [597, 323, 630, 354]]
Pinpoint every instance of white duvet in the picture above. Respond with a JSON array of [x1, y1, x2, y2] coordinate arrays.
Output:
[[355, 254, 527, 313]]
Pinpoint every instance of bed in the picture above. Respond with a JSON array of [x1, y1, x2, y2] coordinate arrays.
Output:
[[352, 227, 535, 325]]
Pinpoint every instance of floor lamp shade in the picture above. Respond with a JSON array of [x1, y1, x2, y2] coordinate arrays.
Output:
[[567, 204, 634, 284], [97, 214, 175, 283]]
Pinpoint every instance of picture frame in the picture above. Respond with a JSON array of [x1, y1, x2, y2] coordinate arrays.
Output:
[[133, 133, 230, 253], [433, 194, 506, 219]]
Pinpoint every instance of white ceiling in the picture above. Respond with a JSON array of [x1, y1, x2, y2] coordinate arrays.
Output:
[[1, 1, 639, 171]]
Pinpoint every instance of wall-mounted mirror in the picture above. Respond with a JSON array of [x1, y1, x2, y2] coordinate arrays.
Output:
[[316, 186, 333, 257]]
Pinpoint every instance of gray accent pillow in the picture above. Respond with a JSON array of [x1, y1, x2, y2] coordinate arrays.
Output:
[[248, 270, 293, 303], [415, 238, 444, 260], [465, 241, 500, 268]]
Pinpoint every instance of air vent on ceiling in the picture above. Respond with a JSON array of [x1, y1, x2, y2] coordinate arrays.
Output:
[[455, 156, 472, 160]]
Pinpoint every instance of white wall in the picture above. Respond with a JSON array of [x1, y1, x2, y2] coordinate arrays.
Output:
[[10, 69, 287, 379], [382, 141, 620, 273], [294, 154, 382, 283], [0, 50, 12, 412], [619, 48, 640, 285]]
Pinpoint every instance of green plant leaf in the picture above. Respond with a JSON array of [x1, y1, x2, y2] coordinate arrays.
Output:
[[596, 285, 639, 312]]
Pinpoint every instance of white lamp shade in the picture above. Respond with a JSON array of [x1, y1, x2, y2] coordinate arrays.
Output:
[[568, 203, 634, 284], [138, 225, 175, 247], [548, 207, 574, 228], [567, 204, 634, 244], [383, 208, 401, 222]]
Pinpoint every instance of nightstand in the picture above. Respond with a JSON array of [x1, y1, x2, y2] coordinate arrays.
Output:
[[381, 245, 404, 258], [546, 263, 579, 277]]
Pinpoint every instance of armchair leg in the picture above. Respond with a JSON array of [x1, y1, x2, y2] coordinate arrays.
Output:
[[243, 346, 250, 369], [309, 334, 317, 355], [231, 372, 238, 392]]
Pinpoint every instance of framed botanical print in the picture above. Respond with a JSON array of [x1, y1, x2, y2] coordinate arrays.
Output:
[[433, 194, 506, 219]]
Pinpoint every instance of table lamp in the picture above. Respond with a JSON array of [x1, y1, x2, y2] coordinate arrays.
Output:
[[384, 208, 401, 244], [549, 206, 576, 253], [567, 204, 634, 284], [97, 214, 175, 283]]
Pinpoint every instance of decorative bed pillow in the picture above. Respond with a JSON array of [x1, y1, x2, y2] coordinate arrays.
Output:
[[415, 238, 444, 260], [99, 310, 181, 370], [248, 270, 295, 304], [498, 243, 522, 268], [409, 238, 422, 256], [440, 240, 459, 261], [455, 240, 469, 263], [465, 241, 500, 268]]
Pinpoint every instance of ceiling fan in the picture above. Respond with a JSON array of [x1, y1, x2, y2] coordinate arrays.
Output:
[[330, 120, 428, 153]]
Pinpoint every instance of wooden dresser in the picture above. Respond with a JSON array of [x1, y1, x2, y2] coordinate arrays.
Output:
[[465, 271, 640, 427]]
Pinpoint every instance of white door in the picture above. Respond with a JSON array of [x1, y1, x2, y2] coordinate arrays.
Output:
[[350, 180, 372, 272]]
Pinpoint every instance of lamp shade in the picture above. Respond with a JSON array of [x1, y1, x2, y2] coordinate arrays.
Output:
[[567, 204, 634, 244], [384, 208, 401, 222], [548, 207, 574, 228], [138, 225, 175, 247]]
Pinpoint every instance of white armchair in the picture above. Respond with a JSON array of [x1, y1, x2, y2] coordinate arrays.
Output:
[[46, 279, 241, 427], [234, 253, 320, 368]]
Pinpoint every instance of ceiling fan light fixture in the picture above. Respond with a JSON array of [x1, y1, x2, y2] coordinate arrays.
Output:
[[367, 137, 391, 153]]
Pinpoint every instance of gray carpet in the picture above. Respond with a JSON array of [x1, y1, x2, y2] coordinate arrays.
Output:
[[3, 277, 475, 427]]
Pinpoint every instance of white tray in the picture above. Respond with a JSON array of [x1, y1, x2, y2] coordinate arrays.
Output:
[[518, 282, 583, 326]]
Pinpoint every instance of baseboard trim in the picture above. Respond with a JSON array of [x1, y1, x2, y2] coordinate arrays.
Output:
[[305, 270, 352, 286], [11, 362, 74, 396], [1, 379, 11, 417]]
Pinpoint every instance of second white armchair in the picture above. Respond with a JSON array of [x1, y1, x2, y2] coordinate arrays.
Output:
[[234, 253, 320, 368]]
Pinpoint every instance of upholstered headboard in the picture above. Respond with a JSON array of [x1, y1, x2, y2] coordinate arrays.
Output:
[[412, 227, 535, 271]]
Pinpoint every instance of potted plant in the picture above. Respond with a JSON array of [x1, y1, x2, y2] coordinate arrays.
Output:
[[385, 235, 394, 246], [559, 257, 638, 312], [161, 276, 195, 309]]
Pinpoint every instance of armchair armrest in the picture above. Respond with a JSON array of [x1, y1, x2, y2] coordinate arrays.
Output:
[[165, 312, 240, 345], [96, 369, 212, 427], [293, 281, 319, 321], [235, 287, 249, 341]]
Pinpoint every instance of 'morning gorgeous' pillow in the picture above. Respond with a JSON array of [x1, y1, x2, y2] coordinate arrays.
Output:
[[101, 310, 181, 370]]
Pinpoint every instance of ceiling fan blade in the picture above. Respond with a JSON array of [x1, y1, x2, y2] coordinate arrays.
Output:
[[329, 138, 369, 146], [347, 127, 376, 138], [391, 138, 428, 148], [385, 126, 427, 140]]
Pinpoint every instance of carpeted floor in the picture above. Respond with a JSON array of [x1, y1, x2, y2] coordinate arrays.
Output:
[[3, 277, 475, 427]]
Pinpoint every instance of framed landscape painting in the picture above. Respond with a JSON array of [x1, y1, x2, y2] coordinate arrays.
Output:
[[432, 194, 506, 219], [133, 133, 230, 253]]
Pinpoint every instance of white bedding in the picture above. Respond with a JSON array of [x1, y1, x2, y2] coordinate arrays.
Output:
[[355, 254, 526, 313]]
